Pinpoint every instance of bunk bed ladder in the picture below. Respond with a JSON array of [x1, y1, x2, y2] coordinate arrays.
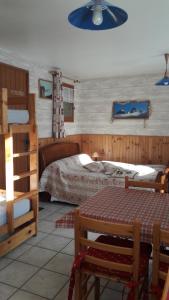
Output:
[[5, 93, 39, 236]]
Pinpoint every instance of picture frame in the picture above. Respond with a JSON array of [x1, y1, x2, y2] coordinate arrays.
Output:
[[39, 79, 53, 99], [112, 100, 150, 119]]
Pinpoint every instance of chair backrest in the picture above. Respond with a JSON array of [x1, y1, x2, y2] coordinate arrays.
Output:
[[161, 269, 169, 300], [125, 176, 168, 193], [152, 222, 169, 287], [74, 209, 141, 282]]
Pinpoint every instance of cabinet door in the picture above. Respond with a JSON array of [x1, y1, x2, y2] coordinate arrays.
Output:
[[0, 62, 29, 100], [0, 62, 29, 192]]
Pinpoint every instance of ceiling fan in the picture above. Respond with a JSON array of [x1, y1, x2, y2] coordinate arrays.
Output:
[[68, 0, 128, 30]]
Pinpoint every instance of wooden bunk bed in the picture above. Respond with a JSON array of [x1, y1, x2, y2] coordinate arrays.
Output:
[[0, 88, 38, 256]]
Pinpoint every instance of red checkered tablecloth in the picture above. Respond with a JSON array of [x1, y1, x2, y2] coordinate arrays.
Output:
[[79, 187, 169, 243]]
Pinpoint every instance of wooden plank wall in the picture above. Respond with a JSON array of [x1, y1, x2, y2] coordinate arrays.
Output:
[[81, 134, 169, 165], [39, 135, 82, 149], [39, 134, 169, 165]]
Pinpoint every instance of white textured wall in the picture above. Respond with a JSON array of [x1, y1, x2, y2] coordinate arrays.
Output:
[[1, 48, 169, 137], [76, 75, 169, 136], [0, 48, 79, 137]]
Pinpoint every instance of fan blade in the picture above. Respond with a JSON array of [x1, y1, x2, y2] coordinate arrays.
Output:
[[106, 7, 118, 23]]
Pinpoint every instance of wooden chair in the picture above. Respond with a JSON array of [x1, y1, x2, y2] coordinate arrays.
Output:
[[152, 223, 169, 300], [161, 269, 169, 300], [69, 209, 152, 300], [125, 176, 168, 193]]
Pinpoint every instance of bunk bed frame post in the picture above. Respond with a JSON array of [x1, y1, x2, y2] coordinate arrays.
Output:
[[0, 88, 8, 134], [28, 93, 39, 235], [5, 127, 15, 234]]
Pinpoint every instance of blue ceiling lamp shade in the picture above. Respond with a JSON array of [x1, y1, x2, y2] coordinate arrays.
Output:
[[156, 53, 169, 86], [68, 0, 128, 31]]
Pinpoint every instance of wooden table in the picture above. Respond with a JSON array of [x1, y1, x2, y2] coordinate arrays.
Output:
[[79, 187, 169, 243]]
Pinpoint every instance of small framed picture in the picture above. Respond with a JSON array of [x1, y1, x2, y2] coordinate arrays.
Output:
[[39, 79, 52, 99]]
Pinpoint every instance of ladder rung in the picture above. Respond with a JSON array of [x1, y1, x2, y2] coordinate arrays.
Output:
[[13, 170, 37, 181], [13, 150, 37, 158], [14, 190, 38, 203], [10, 124, 31, 133]]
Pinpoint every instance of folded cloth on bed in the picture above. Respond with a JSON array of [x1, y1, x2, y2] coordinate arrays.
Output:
[[83, 162, 105, 173], [8, 109, 29, 124], [0, 195, 30, 226]]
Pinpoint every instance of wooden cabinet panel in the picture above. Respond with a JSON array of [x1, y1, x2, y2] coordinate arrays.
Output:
[[0, 62, 29, 101], [0, 62, 29, 192]]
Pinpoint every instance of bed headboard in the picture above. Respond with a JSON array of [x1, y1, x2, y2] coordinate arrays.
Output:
[[39, 142, 80, 177]]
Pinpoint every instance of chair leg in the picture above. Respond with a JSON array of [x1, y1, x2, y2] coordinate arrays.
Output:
[[75, 271, 82, 300], [95, 277, 100, 300], [141, 266, 150, 300], [82, 274, 88, 299]]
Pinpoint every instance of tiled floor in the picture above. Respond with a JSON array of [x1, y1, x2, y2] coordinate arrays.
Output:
[[0, 201, 149, 299]]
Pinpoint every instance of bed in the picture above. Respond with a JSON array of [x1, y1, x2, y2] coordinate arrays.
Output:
[[0, 88, 38, 256], [39, 142, 168, 205]]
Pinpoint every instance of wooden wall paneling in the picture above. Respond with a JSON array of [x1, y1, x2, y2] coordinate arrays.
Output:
[[81, 134, 169, 165], [38, 134, 169, 166], [38, 135, 82, 151]]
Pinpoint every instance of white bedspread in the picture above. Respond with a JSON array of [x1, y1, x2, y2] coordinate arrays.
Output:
[[39, 154, 166, 205]]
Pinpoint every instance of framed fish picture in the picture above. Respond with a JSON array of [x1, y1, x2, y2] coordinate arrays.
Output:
[[112, 100, 150, 119]]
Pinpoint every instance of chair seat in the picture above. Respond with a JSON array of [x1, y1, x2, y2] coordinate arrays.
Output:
[[82, 235, 152, 280]]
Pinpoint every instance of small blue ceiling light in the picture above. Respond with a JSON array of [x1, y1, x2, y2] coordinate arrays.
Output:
[[156, 53, 169, 86], [68, 0, 128, 31]]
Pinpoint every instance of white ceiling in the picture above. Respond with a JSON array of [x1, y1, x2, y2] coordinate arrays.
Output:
[[0, 0, 169, 80]]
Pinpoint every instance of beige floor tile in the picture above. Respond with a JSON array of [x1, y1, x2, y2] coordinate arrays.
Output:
[[61, 240, 75, 256], [0, 282, 16, 300], [26, 232, 48, 246], [44, 212, 65, 222], [17, 246, 56, 267], [53, 228, 75, 239], [37, 234, 71, 251], [0, 261, 38, 287], [39, 207, 59, 220], [22, 269, 68, 299], [100, 288, 123, 300], [54, 283, 69, 300], [44, 252, 74, 275], [58, 206, 75, 214], [0, 257, 13, 271], [6, 243, 32, 259], [38, 220, 56, 233], [9, 290, 48, 300]]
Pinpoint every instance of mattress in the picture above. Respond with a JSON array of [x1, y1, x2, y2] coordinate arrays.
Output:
[[8, 109, 29, 124], [0, 195, 30, 226]]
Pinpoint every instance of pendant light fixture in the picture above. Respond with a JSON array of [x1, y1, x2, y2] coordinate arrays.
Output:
[[156, 53, 169, 86], [68, 0, 128, 31]]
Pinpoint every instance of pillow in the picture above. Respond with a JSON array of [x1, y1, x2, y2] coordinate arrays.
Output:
[[83, 162, 105, 173]]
